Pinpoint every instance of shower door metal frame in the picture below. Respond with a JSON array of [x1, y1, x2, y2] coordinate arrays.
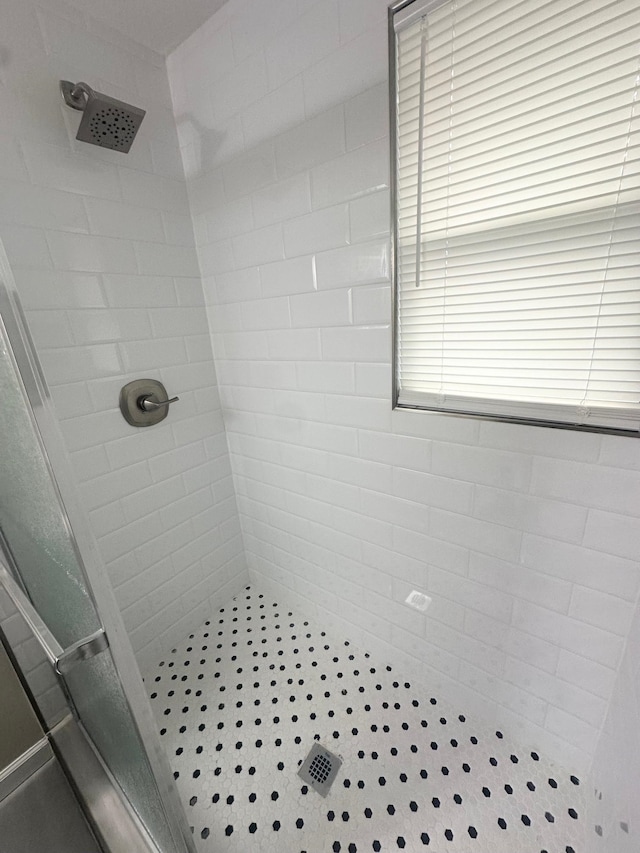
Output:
[[0, 249, 196, 853]]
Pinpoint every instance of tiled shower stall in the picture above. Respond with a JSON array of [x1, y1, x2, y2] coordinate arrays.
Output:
[[0, 0, 639, 850]]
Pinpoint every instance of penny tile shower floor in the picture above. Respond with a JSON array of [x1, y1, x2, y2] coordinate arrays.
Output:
[[148, 586, 586, 853]]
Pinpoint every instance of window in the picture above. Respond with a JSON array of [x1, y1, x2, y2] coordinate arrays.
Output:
[[391, 0, 640, 433]]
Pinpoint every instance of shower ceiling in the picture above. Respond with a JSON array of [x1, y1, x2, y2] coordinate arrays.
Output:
[[61, 0, 228, 54]]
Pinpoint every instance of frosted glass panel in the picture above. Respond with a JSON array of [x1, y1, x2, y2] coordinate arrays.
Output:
[[0, 335, 98, 648], [0, 332, 174, 851], [0, 585, 68, 728], [65, 653, 173, 851]]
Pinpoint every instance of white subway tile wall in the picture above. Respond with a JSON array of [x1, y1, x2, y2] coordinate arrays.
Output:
[[0, 0, 248, 674], [168, 0, 640, 777], [1, 0, 638, 826], [587, 603, 640, 851]]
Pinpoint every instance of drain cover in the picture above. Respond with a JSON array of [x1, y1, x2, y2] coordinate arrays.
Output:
[[298, 743, 342, 797]]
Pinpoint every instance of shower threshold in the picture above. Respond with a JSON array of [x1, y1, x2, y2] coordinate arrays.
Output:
[[148, 586, 588, 853]]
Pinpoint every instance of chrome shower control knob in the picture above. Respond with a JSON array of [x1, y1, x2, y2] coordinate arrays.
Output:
[[137, 395, 179, 412], [119, 379, 179, 427]]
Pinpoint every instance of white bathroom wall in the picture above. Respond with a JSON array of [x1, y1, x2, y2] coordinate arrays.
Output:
[[0, 0, 247, 672], [587, 605, 640, 851], [169, 0, 640, 774]]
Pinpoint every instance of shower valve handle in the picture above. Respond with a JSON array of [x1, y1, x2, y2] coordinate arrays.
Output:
[[137, 394, 179, 412]]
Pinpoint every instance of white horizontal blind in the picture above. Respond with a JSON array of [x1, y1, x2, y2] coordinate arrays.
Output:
[[393, 0, 640, 431]]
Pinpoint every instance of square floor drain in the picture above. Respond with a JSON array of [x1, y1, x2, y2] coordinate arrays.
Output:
[[298, 743, 342, 797]]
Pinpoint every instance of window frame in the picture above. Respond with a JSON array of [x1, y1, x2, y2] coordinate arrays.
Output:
[[388, 0, 640, 437]]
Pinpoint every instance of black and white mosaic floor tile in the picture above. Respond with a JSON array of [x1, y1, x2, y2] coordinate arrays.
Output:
[[148, 586, 586, 853]]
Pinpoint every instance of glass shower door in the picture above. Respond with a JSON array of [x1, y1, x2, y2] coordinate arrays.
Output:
[[0, 247, 195, 853]]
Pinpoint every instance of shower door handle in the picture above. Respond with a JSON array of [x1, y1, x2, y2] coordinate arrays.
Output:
[[0, 563, 109, 675], [54, 628, 109, 675]]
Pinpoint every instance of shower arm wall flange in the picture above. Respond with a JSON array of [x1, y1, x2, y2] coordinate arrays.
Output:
[[60, 80, 94, 111]]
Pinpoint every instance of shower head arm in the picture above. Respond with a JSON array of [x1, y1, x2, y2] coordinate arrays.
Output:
[[60, 80, 94, 112]]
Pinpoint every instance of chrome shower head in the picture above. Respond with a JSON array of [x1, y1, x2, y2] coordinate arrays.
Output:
[[60, 81, 145, 153]]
